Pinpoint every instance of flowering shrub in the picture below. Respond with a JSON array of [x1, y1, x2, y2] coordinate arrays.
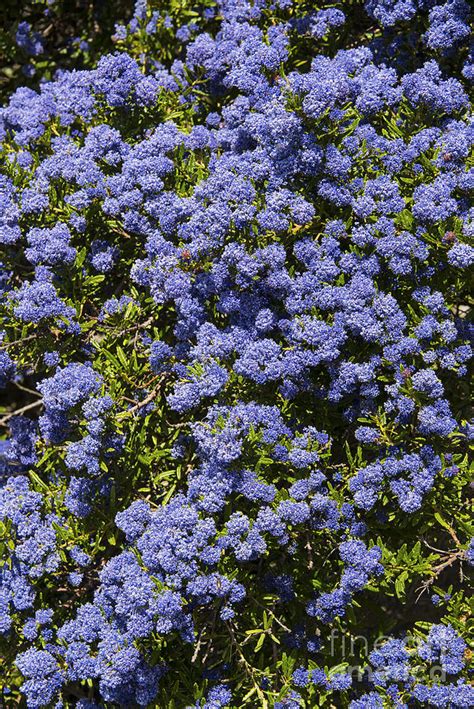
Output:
[[0, 0, 473, 707]]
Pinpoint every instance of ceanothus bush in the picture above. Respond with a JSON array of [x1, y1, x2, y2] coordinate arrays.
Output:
[[0, 0, 472, 707]]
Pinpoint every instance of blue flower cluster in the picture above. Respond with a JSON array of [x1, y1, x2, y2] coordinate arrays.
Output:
[[291, 624, 472, 706], [0, 0, 472, 706], [0, 477, 59, 636]]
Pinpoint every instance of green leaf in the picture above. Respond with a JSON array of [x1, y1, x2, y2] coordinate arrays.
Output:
[[395, 571, 409, 599]]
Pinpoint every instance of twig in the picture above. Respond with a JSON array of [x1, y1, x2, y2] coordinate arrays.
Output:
[[201, 610, 218, 665], [116, 382, 162, 419], [431, 551, 464, 577], [226, 622, 268, 707], [415, 550, 464, 601], [306, 535, 314, 571], [248, 596, 291, 633], [423, 540, 457, 555], [0, 334, 38, 349], [191, 627, 205, 663], [14, 381, 40, 397], [0, 399, 43, 427]]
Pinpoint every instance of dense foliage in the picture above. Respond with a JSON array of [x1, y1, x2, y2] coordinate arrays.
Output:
[[0, 0, 473, 707]]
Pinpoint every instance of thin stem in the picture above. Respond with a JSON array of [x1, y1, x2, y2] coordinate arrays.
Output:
[[226, 622, 268, 708], [14, 381, 40, 397], [0, 399, 43, 427], [0, 334, 38, 349], [116, 382, 162, 419], [415, 550, 464, 601]]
